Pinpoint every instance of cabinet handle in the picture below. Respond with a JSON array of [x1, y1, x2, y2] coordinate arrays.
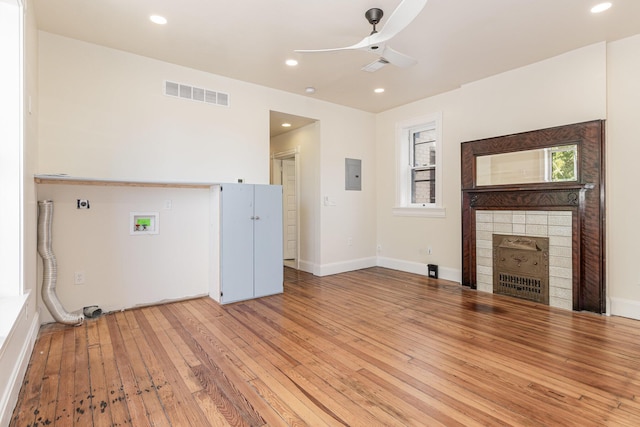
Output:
[[250, 216, 255, 220], [255, 216, 260, 220]]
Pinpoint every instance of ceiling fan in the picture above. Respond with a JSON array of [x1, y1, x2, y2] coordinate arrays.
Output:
[[295, 0, 428, 72]]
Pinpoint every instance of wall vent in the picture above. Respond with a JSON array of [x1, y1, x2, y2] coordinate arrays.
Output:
[[164, 80, 230, 107]]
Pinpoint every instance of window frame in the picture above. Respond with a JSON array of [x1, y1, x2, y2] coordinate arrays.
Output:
[[393, 112, 445, 218], [0, 0, 24, 297]]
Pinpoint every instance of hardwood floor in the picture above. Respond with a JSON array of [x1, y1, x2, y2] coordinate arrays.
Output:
[[10, 267, 640, 426]]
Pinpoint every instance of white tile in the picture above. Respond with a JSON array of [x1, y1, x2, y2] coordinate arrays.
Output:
[[549, 297, 572, 311], [477, 282, 493, 293], [477, 265, 493, 276], [549, 215, 572, 227], [549, 236, 572, 248], [549, 246, 572, 257], [494, 212, 513, 224], [550, 286, 572, 300], [525, 224, 548, 236], [477, 221, 494, 232], [476, 230, 493, 242], [548, 225, 572, 237], [549, 255, 572, 269], [513, 214, 526, 224], [476, 238, 492, 249], [550, 266, 572, 279], [526, 214, 548, 225], [477, 256, 493, 267], [477, 248, 492, 259], [550, 276, 573, 290], [513, 224, 526, 234], [476, 211, 493, 221], [494, 223, 513, 233]]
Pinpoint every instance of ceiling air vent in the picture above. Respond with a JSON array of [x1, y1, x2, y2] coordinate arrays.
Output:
[[164, 80, 230, 107]]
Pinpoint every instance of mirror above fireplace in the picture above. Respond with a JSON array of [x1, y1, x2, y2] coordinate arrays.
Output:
[[476, 144, 578, 186]]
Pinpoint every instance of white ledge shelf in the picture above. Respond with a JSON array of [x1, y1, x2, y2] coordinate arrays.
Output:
[[34, 174, 213, 189]]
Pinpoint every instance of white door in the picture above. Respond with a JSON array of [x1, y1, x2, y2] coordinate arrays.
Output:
[[254, 185, 284, 297], [282, 159, 297, 260], [220, 183, 255, 303]]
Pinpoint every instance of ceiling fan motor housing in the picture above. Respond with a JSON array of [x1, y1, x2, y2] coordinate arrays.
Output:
[[365, 8, 384, 25]]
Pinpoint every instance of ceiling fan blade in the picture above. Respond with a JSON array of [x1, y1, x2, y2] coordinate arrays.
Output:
[[295, 0, 427, 60], [295, 35, 373, 53], [380, 45, 417, 68], [375, 0, 428, 44]]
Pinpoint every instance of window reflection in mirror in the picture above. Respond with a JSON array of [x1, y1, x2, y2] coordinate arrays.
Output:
[[476, 145, 577, 186]]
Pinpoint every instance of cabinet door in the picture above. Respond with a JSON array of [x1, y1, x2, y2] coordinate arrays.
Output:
[[254, 185, 283, 297], [220, 184, 255, 303]]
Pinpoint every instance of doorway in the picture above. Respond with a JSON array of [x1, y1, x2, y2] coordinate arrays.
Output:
[[272, 150, 299, 269], [269, 110, 317, 271]]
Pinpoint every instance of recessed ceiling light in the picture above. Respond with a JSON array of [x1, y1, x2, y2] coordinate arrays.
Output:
[[285, 59, 298, 67], [374, 88, 385, 94], [150, 15, 167, 25], [591, 2, 612, 13], [282, 123, 292, 128], [305, 87, 316, 94]]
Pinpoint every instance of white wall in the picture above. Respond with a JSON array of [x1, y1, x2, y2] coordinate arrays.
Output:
[[606, 34, 640, 319], [318, 112, 377, 275], [375, 43, 607, 282], [36, 184, 211, 322], [36, 32, 377, 318]]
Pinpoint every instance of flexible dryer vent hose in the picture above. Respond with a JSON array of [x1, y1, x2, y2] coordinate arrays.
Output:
[[37, 200, 84, 326]]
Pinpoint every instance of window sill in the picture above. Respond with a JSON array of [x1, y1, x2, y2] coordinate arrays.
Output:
[[392, 206, 446, 218]]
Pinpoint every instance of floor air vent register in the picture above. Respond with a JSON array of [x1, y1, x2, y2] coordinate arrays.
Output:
[[493, 234, 549, 304]]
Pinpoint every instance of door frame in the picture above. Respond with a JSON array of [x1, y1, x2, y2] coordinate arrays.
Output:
[[272, 148, 300, 270]]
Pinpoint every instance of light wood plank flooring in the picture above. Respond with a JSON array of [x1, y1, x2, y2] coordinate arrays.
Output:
[[10, 267, 640, 426]]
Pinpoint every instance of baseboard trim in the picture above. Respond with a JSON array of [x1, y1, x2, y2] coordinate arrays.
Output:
[[316, 257, 377, 277], [609, 297, 640, 320], [376, 256, 462, 283], [0, 307, 39, 427], [296, 256, 461, 283]]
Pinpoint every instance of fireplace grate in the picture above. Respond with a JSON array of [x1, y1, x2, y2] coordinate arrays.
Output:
[[496, 273, 545, 302], [493, 234, 549, 305]]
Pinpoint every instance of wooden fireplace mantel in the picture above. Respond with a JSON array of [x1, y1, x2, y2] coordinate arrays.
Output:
[[461, 120, 605, 313]]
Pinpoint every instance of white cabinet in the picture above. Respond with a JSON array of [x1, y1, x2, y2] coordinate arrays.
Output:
[[211, 183, 283, 304]]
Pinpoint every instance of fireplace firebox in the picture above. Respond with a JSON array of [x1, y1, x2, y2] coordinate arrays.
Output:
[[493, 234, 549, 304]]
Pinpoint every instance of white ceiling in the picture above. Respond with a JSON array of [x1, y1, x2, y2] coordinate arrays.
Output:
[[35, 0, 640, 114]]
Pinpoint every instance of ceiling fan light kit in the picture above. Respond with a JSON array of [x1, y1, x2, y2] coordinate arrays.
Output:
[[294, 0, 428, 72]]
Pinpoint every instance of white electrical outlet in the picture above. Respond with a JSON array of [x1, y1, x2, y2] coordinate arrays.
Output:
[[347, 237, 353, 246], [74, 271, 85, 285]]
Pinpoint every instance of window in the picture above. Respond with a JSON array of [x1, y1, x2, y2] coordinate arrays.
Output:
[[394, 112, 445, 217]]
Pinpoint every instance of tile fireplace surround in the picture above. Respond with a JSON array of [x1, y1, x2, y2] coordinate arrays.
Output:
[[476, 210, 572, 310], [461, 120, 606, 313]]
